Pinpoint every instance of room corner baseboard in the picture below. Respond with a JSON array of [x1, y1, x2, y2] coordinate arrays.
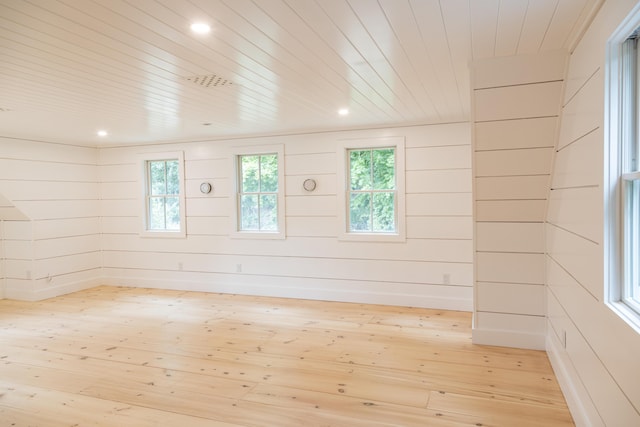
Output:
[[546, 332, 603, 427], [472, 327, 546, 350], [5, 277, 104, 301], [105, 276, 473, 311]]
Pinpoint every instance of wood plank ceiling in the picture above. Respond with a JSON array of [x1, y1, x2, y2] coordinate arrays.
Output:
[[0, 0, 600, 146]]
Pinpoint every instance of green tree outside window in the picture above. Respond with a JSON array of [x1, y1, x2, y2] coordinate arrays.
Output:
[[147, 159, 180, 230], [238, 154, 279, 231], [348, 148, 396, 233]]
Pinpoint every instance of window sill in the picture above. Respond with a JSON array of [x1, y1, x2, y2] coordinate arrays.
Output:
[[338, 232, 406, 243], [607, 300, 640, 335], [230, 230, 285, 240], [140, 230, 186, 239]]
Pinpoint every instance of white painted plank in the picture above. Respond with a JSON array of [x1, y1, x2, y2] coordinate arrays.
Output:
[[406, 216, 472, 240], [546, 223, 602, 300], [517, 0, 558, 54], [546, 186, 602, 243], [406, 169, 472, 193], [405, 145, 471, 171], [558, 69, 603, 150], [475, 147, 554, 177], [406, 193, 472, 216], [475, 175, 550, 200], [494, 0, 529, 57], [475, 311, 546, 335], [474, 81, 563, 122], [475, 200, 547, 222], [476, 282, 545, 316], [552, 127, 602, 189], [473, 49, 567, 88], [476, 222, 544, 253], [476, 252, 545, 284], [547, 260, 640, 425], [285, 152, 335, 176], [474, 117, 558, 151]]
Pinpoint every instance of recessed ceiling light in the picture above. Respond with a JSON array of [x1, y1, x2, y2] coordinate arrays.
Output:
[[190, 22, 211, 34], [338, 108, 349, 116], [97, 130, 108, 137]]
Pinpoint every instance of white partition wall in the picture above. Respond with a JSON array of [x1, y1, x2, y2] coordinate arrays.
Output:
[[0, 137, 102, 301], [545, 0, 640, 425], [471, 50, 567, 350], [99, 123, 473, 310]]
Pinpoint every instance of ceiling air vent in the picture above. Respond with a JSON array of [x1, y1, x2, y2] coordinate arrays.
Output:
[[185, 73, 233, 88]]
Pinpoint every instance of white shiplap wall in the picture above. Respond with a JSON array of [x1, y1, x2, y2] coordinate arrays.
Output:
[[99, 123, 473, 309], [0, 137, 102, 300], [471, 50, 566, 350], [546, 1, 640, 425]]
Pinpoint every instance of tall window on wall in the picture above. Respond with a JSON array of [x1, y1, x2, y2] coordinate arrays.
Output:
[[607, 11, 640, 327], [338, 137, 405, 242], [140, 152, 186, 237], [232, 145, 285, 239]]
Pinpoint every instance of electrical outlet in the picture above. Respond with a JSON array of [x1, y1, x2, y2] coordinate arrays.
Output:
[[236, 264, 242, 273], [178, 262, 183, 271], [443, 273, 451, 285]]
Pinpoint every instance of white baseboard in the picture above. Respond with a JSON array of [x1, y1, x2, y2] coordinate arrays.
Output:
[[106, 276, 473, 311], [5, 277, 103, 301], [546, 332, 604, 427], [472, 327, 546, 350]]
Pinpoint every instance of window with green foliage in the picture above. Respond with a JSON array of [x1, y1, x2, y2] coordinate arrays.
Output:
[[348, 148, 396, 233], [238, 153, 279, 231], [146, 159, 181, 231]]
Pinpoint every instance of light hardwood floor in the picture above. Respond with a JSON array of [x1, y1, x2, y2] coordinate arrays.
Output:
[[0, 286, 573, 426]]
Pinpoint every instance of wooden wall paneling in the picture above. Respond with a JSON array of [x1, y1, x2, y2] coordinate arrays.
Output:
[[546, 187, 602, 243], [406, 169, 472, 193], [285, 216, 338, 238], [551, 127, 602, 189], [476, 282, 545, 315], [475, 175, 550, 200], [476, 252, 545, 284], [557, 69, 603, 150], [405, 145, 471, 171], [475, 200, 547, 222], [474, 147, 554, 177], [406, 216, 472, 240], [285, 152, 335, 176], [476, 222, 544, 253], [475, 312, 545, 336], [406, 193, 472, 216], [546, 223, 602, 299], [474, 117, 558, 151], [547, 259, 640, 425], [100, 233, 473, 265], [473, 49, 567, 88], [285, 195, 336, 217], [474, 81, 564, 122]]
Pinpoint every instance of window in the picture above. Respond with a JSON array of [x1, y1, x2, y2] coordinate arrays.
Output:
[[606, 8, 640, 327], [348, 148, 396, 232], [139, 152, 186, 237], [232, 145, 285, 239], [338, 137, 405, 242]]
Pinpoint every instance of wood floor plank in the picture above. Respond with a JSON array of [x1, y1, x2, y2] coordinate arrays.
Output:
[[0, 286, 574, 426]]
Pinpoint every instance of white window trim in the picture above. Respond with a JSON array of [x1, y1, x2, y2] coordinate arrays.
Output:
[[138, 151, 186, 238], [230, 144, 286, 240], [337, 136, 406, 242], [605, 3, 640, 332]]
